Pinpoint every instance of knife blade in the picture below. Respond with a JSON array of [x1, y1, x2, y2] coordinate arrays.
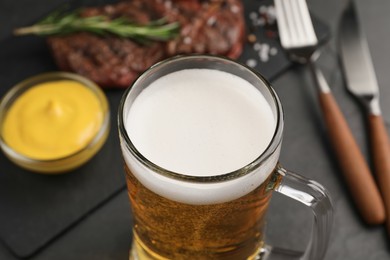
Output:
[[339, 1, 379, 107], [339, 0, 390, 234]]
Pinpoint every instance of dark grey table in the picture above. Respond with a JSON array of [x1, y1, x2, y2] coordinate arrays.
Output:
[[0, 0, 390, 259]]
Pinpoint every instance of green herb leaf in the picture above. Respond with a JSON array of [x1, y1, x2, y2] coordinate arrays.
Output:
[[14, 9, 180, 43]]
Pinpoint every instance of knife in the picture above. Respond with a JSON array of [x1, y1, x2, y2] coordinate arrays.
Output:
[[339, 0, 390, 232]]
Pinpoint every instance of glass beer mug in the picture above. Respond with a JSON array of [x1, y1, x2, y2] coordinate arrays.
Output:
[[118, 55, 333, 260]]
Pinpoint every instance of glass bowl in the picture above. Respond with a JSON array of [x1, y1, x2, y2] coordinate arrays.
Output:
[[0, 72, 110, 174]]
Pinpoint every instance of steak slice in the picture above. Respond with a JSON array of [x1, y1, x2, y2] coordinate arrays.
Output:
[[47, 0, 246, 88]]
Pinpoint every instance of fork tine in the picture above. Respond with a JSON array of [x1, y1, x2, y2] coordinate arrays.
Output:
[[296, 0, 318, 45], [290, 0, 307, 45], [284, 0, 302, 47], [275, 0, 318, 49], [275, 0, 291, 47]]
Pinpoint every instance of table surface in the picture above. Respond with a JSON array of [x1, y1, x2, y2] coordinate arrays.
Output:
[[1, 0, 390, 259]]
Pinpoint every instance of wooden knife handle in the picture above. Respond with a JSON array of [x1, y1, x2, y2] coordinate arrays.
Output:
[[319, 92, 385, 225], [368, 115, 390, 232]]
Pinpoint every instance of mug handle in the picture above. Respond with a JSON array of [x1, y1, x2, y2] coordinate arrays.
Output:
[[261, 165, 333, 260]]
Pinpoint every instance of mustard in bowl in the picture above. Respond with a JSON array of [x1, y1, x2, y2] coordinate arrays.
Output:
[[0, 72, 110, 173]]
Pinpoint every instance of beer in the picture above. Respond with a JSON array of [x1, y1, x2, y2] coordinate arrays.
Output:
[[120, 60, 280, 259], [125, 166, 278, 260]]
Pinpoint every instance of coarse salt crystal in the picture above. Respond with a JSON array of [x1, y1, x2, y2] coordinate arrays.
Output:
[[246, 59, 258, 68]]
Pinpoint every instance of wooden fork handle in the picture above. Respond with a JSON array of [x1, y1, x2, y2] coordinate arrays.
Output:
[[319, 92, 385, 225], [368, 114, 390, 232]]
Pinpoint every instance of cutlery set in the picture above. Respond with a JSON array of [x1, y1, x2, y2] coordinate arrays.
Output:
[[275, 0, 390, 229]]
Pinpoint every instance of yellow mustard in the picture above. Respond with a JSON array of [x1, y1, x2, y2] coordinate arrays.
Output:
[[2, 80, 104, 160]]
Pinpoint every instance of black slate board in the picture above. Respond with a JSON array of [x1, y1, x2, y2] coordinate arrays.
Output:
[[0, 0, 329, 258], [0, 39, 127, 256]]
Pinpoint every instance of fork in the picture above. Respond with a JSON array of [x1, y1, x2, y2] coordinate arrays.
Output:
[[274, 0, 385, 225]]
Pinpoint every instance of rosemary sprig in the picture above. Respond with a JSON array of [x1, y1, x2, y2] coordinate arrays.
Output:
[[14, 10, 180, 42]]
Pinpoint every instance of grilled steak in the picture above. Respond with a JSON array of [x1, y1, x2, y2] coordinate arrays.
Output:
[[47, 0, 246, 88]]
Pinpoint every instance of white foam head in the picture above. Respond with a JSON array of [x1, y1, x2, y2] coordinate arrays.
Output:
[[120, 68, 281, 205]]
